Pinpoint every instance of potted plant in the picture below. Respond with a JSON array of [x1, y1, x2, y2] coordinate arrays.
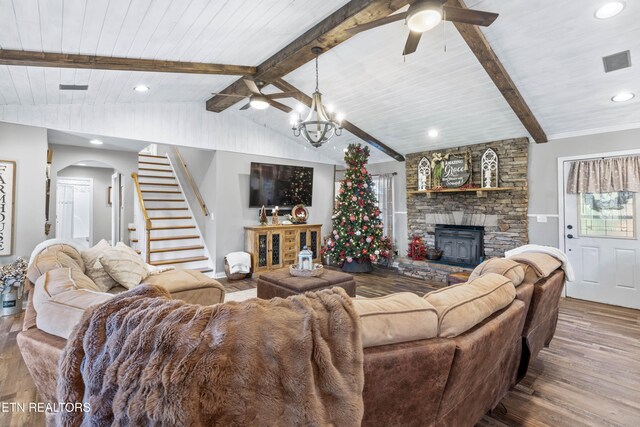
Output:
[[1, 257, 28, 316]]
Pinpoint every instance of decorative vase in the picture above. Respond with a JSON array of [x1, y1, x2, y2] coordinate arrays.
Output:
[[342, 258, 373, 273], [1, 291, 22, 316]]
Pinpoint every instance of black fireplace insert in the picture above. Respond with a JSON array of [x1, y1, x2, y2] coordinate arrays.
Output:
[[435, 224, 484, 267]]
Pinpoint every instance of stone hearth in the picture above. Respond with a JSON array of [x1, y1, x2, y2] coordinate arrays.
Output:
[[396, 258, 473, 283]]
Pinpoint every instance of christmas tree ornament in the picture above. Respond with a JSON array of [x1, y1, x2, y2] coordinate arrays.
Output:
[[259, 205, 268, 225]]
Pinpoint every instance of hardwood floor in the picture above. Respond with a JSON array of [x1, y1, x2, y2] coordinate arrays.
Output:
[[1, 269, 639, 426]]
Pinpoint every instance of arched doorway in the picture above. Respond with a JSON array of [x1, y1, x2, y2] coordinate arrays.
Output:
[[55, 161, 122, 247]]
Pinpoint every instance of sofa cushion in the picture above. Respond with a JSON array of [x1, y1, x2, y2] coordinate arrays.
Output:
[[510, 253, 562, 282], [82, 240, 119, 292], [424, 273, 516, 338], [27, 250, 83, 284], [469, 258, 526, 286], [33, 268, 113, 339], [98, 242, 149, 289], [353, 293, 438, 348]]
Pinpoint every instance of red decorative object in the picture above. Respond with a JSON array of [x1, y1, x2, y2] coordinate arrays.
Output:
[[407, 235, 427, 260]]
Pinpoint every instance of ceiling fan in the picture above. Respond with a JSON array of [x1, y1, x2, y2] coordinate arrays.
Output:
[[211, 79, 300, 111], [347, 0, 499, 55]]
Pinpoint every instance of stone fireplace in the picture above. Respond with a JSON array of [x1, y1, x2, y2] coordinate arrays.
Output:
[[435, 224, 484, 267], [400, 138, 530, 282]]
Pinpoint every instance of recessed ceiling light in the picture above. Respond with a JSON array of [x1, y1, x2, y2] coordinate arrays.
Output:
[[611, 92, 635, 102], [427, 129, 439, 138], [90, 139, 103, 145], [595, 2, 625, 19], [134, 85, 150, 92]]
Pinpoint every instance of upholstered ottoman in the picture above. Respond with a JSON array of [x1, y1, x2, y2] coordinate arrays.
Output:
[[257, 268, 356, 299]]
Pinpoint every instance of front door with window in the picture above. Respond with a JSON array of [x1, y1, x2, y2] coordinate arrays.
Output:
[[56, 178, 93, 247], [563, 160, 640, 309]]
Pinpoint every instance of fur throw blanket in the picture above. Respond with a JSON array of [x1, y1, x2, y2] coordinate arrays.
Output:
[[57, 285, 364, 426]]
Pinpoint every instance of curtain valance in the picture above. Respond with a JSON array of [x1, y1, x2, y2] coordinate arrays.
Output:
[[567, 155, 640, 194]]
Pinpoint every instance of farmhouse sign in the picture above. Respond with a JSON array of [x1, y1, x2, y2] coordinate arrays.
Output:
[[0, 160, 16, 256], [431, 153, 471, 188]]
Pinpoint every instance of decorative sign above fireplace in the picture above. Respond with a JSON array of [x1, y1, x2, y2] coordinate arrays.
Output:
[[431, 152, 471, 188]]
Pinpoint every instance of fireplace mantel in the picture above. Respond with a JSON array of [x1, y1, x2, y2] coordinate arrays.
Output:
[[407, 186, 519, 198]]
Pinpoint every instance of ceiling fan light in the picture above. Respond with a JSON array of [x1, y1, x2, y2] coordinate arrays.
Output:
[[407, 1, 443, 32], [249, 95, 270, 110]]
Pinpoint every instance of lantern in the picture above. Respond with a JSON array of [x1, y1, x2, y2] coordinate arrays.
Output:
[[299, 246, 313, 270]]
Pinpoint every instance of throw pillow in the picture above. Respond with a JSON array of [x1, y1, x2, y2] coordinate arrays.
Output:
[[82, 240, 119, 292], [98, 242, 149, 289]]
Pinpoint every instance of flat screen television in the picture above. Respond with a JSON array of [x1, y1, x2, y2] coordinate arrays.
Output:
[[249, 162, 313, 207]]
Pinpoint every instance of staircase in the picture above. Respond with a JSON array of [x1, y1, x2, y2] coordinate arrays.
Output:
[[132, 153, 213, 275]]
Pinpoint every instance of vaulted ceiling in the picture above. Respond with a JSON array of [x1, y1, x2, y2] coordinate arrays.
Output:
[[1, 0, 639, 164]]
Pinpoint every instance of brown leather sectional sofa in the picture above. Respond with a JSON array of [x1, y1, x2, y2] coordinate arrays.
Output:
[[361, 256, 565, 426], [17, 243, 226, 427], [18, 244, 565, 427]]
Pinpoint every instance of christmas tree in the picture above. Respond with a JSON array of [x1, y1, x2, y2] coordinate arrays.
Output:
[[325, 144, 384, 269]]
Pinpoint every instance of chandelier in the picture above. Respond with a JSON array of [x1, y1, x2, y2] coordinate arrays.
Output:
[[290, 47, 343, 148]]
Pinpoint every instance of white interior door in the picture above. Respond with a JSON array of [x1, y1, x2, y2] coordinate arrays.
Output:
[[56, 178, 93, 247], [562, 160, 640, 309]]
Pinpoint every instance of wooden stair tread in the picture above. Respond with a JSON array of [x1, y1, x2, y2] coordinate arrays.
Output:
[[139, 167, 172, 172], [139, 154, 167, 159], [139, 161, 169, 166], [150, 256, 208, 266], [139, 182, 179, 187], [150, 235, 199, 241], [141, 190, 182, 194], [150, 225, 196, 230], [149, 216, 193, 220], [150, 245, 204, 253], [143, 198, 185, 202], [146, 207, 188, 211], [137, 175, 175, 179]]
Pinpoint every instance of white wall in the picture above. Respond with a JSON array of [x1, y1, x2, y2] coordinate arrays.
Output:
[[528, 128, 640, 247], [366, 160, 407, 257], [49, 144, 138, 245], [0, 122, 47, 262], [211, 151, 335, 273], [57, 166, 114, 244], [0, 103, 338, 165]]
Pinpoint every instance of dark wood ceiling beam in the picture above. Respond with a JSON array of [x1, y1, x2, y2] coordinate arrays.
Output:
[[273, 78, 405, 161], [0, 49, 257, 76], [449, 0, 547, 143], [206, 0, 416, 113]]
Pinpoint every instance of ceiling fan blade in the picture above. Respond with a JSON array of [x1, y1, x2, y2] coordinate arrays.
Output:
[[346, 12, 408, 35], [266, 92, 300, 100], [270, 100, 293, 114], [239, 102, 251, 110], [403, 31, 422, 56], [210, 93, 247, 98], [243, 78, 262, 95], [443, 6, 498, 27]]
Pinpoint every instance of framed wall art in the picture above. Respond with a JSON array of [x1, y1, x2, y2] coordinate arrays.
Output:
[[0, 160, 16, 256]]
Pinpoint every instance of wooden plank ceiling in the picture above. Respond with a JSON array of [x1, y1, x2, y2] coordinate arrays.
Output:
[[0, 0, 639, 163]]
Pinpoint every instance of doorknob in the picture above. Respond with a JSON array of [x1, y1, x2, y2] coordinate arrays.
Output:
[[567, 234, 574, 239]]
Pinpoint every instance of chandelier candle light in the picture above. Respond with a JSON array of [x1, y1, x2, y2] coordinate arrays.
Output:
[[291, 47, 344, 148]]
